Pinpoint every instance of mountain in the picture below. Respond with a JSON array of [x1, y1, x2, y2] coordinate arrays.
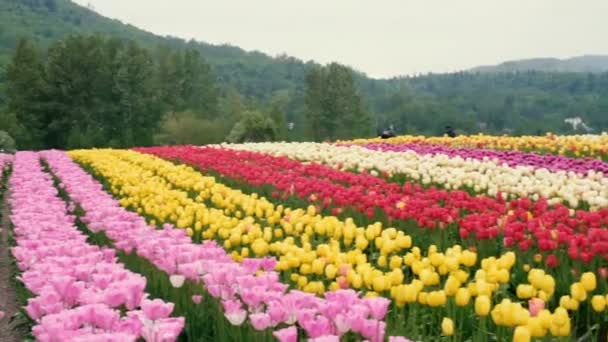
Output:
[[470, 55, 608, 74], [0, 0, 321, 102]]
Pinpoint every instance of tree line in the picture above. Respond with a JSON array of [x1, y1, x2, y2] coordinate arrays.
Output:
[[0, 34, 367, 150], [2, 35, 608, 151]]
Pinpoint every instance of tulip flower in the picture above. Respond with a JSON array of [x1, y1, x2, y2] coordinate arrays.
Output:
[[475, 295, 491, 316], [441, 317, 454, 336], [513, 326, 532, 342], [273, 326, 297, 342], [591, 295, 606, 312], [191, 295, 203, 305], [528, 298, 545, 317]]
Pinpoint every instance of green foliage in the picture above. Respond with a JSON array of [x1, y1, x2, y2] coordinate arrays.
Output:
[[3, 34, 220, 149], [0, 112, 26, 149], [0, 130, 15, 152], [155, 111, 226, 145], [366, 72, 608, 135], [6, 38, 46, 149], [40, 35, 163, 148], [157, 47, 218, 116], [305, 63, 371, 140], [226, 110, 278, 143]]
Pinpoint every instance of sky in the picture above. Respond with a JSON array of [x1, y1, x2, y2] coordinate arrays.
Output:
[[73, 0, 608, 78]]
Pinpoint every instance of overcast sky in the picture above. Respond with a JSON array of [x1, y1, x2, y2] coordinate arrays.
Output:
[[73, 0, 608, 78]]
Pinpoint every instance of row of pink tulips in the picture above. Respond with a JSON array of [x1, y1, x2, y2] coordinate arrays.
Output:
[[8, 151, 184, 341], [42, 150, 395, 341]]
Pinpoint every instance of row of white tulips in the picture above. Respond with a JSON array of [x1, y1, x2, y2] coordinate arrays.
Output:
[[219, 142, 608, 209]]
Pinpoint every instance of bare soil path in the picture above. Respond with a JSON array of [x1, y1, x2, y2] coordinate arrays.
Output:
[[0, 171, 27, 342]]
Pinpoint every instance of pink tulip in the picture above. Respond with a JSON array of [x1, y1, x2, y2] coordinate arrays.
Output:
[[273, 326, 298, 342], [358, 319, 386, 342], [141, 299, 174, 321], [389, 337, 414, 342], [364, 297, 391, 321], [309, 335, 341, 342], [222, 300, 247, 326], [300, 315, 332, 338], [528, 298, 545, 317], [191, 295, 203, 305], [249, 312, 272, 331]]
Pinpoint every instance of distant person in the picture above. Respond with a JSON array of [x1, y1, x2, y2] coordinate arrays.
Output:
[[380, 126, 396, 139], [444, 126, 457, 138]]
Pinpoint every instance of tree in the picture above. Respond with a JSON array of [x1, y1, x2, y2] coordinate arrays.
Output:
[[268, 90, 290, 140], [155, 111, 225, 145], [157, 48, 218, 117], [226, 110, 278, 143], [44, 35, 109, 148], [304, 67, 325, 141], [113, 40, 160, 146], [6, 38, 46, 149], [304, 63, 370, 140], [0, 131, 16, 152], [181, 49, 218, 117]]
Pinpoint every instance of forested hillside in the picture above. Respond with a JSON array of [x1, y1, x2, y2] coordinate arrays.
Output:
[[470, 55, 608, 73], [0, 0, 607, 150]]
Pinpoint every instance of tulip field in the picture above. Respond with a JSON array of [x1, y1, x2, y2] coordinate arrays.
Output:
[[0, 134, 607, 342]]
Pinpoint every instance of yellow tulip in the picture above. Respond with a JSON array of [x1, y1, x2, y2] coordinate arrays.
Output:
[[417, 291, 428, 305], [527, 317, 546, 337], [427, 290, 447, 307], [377, 255, 387, 268], [441, 317, 454, 336], [591, 295, 606, 312], [324, 264, 338, 279], [460, 250, 477, 267], [475, 295, 491, 316], [516, 284, 535, 299], [444, 276, 461, 296], [455, 288, 471, 306], [311, 258, 326, 275], [513, 326, 531, 342], [251, 238, 269, 256], [389, 269, 404, 285], [570, 282, 587, 302], [580, 272, 597, 292], [537, 309, 552, 329], [299, 263, 312, 275], [297, 275, 308, 288], [372, 275, 388, 292], [389, 255, 403, 269]]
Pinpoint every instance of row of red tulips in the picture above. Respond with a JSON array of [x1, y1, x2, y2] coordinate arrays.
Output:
[[135, 146, 608, 270]]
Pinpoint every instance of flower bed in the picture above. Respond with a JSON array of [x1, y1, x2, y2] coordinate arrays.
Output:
[[343, 133, 608, 160], [44, 150, 389, 341], [222, 142, 608, 208], [69, 148, 608, 341], [8, 151, 183, 341]]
